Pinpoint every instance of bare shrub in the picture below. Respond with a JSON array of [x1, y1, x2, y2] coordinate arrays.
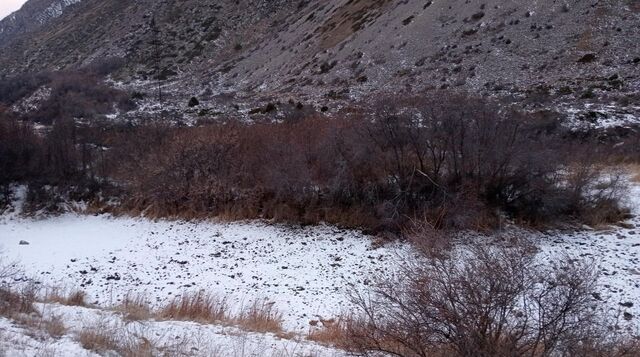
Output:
[[0, 254, 20, 282], [345, 240, 635, 357], [110, 92, 629, 231], [159, 291, 228, 323]]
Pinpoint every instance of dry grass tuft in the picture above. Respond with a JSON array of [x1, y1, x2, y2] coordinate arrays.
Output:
[[66, 290, 88, 306], [76, 320, 162, 356], [41, 314, 67, 339], [44, 288, 88, 307], [235, 300, 283, 334], [114, 293, 152, 321], [628, 164, 640, 183], [159, 291, 228, 323], [307, 317, 353, 348], [157, 293, 284, 335], [77, 327, 118, 353]]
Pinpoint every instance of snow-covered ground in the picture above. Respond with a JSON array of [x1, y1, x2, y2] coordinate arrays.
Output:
[[535, 182, 640, 325], [1, 180, 640, 355], [0, 212, 407, 333]]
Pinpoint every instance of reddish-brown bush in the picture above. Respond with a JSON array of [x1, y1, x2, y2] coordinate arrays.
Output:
[[1, 91, 630, 230], [343, 241, 638, 357]]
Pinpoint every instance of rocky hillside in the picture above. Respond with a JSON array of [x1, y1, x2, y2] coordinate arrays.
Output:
[[1, 0, 639, 125], [0, 0, 81, 47]]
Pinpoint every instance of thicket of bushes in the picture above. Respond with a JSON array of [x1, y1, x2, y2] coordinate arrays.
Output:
[[0, 112, 112, 212], [0, 63, 133, 126], [109, 94, 627, 231], [0, 92, 631, 231], [0, 63, 131, 212]]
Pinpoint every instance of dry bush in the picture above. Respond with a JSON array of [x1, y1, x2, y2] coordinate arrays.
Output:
[[235, 300, 284, 335], [0, 254, 21, 282], [159, 291, 228, 323], [344, 240, 637, 357], [28, 70, 134, 125], [0, 285, 37, 318], [3, 90, 630, 230], [107, 92, 629, 232]]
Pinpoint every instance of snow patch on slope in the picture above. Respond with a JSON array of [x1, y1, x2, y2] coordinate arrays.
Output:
[[37, 0, 82, 24]]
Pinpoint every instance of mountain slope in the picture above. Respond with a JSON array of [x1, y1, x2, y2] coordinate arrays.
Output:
[[1, 0, 639, 123], [0, 0, 82, 47]]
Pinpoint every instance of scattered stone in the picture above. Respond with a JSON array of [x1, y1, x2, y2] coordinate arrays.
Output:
[[188, 97, 200, 107], [106, 273, 121, 281], [577, 53, 596, 63]]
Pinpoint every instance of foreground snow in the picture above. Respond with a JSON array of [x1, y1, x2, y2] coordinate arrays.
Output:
[[0, 303, 346, 356]]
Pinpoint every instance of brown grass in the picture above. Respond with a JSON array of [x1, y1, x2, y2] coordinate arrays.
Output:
[[77, 327, 118, 353], [11, 312, 68, 341], [307, 318, 353, 349], [0, 285, 37, 318], [114, 293, 152, 321], [158, 291, 228, 323], [44, 288, 88, 307], [235, 300, 283, 334], [40, 314, 67, 339], [76, 319, 156, 356], [628, 164, 640, 183], [157, 293, 285, 335]]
